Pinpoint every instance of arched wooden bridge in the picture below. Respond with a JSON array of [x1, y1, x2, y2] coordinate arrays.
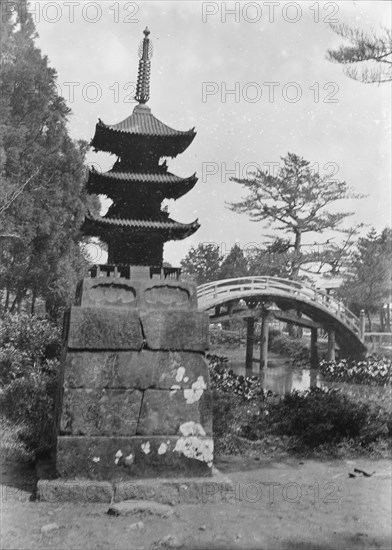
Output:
[[197, 276, 366, 358]]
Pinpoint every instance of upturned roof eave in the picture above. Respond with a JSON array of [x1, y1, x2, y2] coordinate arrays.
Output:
[[86, 170, 198, 199], [90, 127, 195, 157], [82, 214, 199, 240]]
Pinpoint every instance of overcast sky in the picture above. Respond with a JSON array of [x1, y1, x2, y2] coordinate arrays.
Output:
[[33, 0, 391, 265]]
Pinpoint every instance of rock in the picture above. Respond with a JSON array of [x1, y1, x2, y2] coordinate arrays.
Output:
[[127, 521, 144, 530], [354, 467, 373, 477], [199, 525, 206, 531], [41, 523, 59, 535], [107, 500, 174, 518], [158, 534, 182, 548]]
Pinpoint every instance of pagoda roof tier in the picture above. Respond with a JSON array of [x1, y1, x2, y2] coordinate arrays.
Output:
[[91, 105, 196, 158], [83, 213, 200, 241], [87, 169, 197, 200]]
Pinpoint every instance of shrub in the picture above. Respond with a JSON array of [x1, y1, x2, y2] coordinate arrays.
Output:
[[207, 355, 391, 455], [209, 329, 245, 348], [268, 328, 282, 345], [239, 387, 392, 449], [320, 356, 392, 386], [0, 418, 34, 461], [0, 313, 62, 457], [270, 334, 309, 363], [211, 390, 243, 454], [0, 370, 58, 455], [207, 354, 266, 400], [0, 313, 62, 384]]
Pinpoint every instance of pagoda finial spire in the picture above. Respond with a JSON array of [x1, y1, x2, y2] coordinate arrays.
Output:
[[135, 27, 153, 104]]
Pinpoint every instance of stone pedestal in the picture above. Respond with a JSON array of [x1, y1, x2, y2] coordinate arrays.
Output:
[[55, 266, 212, 479]]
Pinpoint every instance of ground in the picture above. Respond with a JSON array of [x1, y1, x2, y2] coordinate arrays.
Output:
[[1, 455, 391, 550]]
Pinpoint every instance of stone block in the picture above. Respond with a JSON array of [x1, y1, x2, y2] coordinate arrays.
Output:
[[75, 278, 137, 309], [60, 389, 142, 436], [67, 307, 143, 350], [114, 471, 234, 505], [37, 479, 113, 503], [140, 280, 197, 311], [141, 311, 209, 351], [137, 389, 212, 436], [37, 472, 234, 504], [75, 277, 197, 311], [151, 351, 210, 390], [63, 350, 210, 390], [56, 436, 213, 479]]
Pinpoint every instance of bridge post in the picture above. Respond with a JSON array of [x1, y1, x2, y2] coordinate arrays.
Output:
[[310, 328, 318, 368], [245, 316, 255, 378], [260, 313, 269, 370], [310, 367, 317, 388], [327, 328, 336, 361], [359, 309, 366, 342]]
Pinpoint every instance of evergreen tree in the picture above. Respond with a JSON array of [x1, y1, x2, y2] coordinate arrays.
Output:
[[180, 243, 222, 285], [340, 228, 392, 330], [218, 243, 248, 280], [227, 153, 361, 278], [0, 1, 99, 317], [327, 23, 392, 84]]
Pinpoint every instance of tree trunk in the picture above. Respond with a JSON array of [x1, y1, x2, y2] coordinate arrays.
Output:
[[366, 310, 372, 332], [9, 295, 18, 313], [4, 287, 10, 311], [291, 230, 302, 279], [379, 306, 385, 332], [31, 290, 36, 315]]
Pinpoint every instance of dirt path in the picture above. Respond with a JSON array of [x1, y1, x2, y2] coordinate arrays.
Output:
[[1, 456, 391, 549]]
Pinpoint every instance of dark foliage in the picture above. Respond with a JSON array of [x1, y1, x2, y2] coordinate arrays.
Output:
[[320, 356, 392, 387]]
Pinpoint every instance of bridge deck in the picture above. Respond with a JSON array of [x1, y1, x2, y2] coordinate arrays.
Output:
[[197, 276, 366, 357]]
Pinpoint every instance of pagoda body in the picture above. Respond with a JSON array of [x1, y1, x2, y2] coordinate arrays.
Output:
[[83, 28, 199, 266], [45, 29, 213, 497]]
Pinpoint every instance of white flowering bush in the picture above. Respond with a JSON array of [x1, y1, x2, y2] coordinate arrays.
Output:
[[320, 356, 391, 386]]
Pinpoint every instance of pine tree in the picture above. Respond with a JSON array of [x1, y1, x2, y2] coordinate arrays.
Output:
[[327, 23, 392, 84], [227, 153, 361, 278]]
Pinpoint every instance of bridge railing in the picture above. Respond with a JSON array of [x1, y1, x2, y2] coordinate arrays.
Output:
[[197, 276, 360, 336]]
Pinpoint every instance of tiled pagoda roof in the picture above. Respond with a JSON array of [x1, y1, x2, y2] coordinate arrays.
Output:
[[91, 105, 196, 158], [87, 169, 197, 200], [83, 212, 200, 240]]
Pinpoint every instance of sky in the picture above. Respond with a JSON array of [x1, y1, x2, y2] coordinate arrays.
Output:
[[32, 0, 391, 265]]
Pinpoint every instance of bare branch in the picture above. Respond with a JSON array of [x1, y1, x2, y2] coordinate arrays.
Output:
[[0, 170, 40, 215]]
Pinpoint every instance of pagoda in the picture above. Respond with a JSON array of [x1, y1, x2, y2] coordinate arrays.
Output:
[[43, 29, 214, 497], [83, 27, 200, 266]]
